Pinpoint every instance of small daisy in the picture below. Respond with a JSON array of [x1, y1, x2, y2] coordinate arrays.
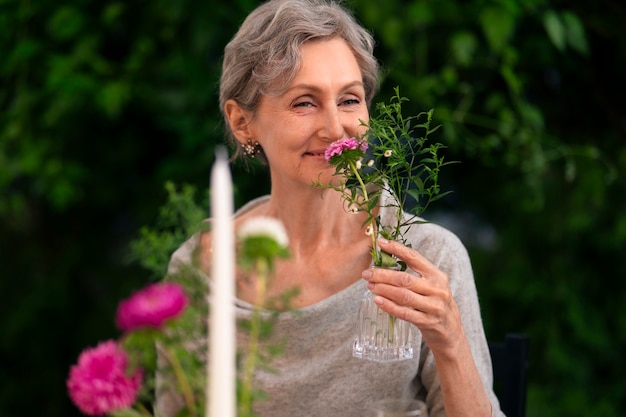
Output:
[[384, 149, 393, 157]]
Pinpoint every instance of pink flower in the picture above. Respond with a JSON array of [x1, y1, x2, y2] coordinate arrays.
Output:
[[116, 282, 187, 331], [67, 340, 142, 416], [324, 137, 368, 161]]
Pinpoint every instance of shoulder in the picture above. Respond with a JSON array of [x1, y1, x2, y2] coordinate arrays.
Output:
[[236, 194, 271, 218], [167, 195, 272, 275], [406, 219, 469, 265], [167, 229, 203, 276], [403, 217, 475, 295]]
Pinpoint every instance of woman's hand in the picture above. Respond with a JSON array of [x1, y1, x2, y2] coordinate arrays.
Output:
[[362, 238, 464, 356], [364, 238, 494, 416]]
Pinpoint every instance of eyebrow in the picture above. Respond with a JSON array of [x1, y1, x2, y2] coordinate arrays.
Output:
[[284, 80, 364, 94]]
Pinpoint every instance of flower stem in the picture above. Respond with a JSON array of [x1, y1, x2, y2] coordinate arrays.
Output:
[[157, 343, 196, 416], [349, 161, 380, 265], [135, 402, 153, 417], [388, 314, 396, 344], [240, 258, 269, 417]]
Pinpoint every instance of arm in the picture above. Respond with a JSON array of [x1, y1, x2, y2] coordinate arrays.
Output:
[[363, 237, 502, 417]]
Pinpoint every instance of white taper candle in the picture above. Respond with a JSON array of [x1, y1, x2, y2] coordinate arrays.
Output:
[[208, 147, 236, 417]]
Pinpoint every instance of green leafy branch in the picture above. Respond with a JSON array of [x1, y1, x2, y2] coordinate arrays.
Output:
[[314, 87, 455, 267]]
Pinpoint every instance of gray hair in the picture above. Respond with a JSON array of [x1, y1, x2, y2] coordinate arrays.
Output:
[[219, 0, 380, 161]]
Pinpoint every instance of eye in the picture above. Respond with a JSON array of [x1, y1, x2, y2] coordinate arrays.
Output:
[[292, 95, 316, 108], [339, 93, 362, 106], [294, 100, 314, 108]]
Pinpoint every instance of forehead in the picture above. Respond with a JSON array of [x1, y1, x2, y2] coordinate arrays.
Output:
[[261, 37, 362, 100], [291, 38, 362, 84]]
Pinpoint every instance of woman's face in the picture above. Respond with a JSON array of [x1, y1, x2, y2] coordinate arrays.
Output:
[[248, 37, 370, 189]]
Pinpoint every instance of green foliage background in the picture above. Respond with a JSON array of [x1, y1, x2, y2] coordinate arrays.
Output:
[[1, 0, 624, 416]]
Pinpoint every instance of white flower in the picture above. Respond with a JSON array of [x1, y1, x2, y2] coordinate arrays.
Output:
[[384, 149, 393, 157], [367, 159, 375, 167], [356, 159, 362, 169], [238, 216, 289, 247], [365, 224, 374, 236]]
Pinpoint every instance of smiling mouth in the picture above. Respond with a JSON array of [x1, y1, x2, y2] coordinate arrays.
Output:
[[304, 152, 326, 157]]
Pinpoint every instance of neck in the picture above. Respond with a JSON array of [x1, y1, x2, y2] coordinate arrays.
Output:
[[263, 184, 369, 259]]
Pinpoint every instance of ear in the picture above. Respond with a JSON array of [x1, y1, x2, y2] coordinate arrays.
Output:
[[224, 99, 253, 144]]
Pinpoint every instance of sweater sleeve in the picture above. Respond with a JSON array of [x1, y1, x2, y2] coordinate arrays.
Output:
[[409, 224, 505, 417]]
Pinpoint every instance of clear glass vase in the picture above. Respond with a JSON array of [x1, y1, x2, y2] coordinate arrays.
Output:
[[353, 284, 414, 362]]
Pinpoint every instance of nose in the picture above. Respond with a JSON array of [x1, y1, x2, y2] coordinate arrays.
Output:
[[320, 104, 345, 142]]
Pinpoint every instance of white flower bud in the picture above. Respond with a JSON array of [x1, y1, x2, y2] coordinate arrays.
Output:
[[238, 216, 289, 247]]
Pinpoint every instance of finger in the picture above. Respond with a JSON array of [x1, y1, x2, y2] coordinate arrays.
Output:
[[366, 270, 440, 309], [377, 237, 437, 276], [362, 266, 403, 282], [370, 281, 452, 328], [370, 292, 435, 325], [364, 267, 424, 292], [368, 279, 424, 308]]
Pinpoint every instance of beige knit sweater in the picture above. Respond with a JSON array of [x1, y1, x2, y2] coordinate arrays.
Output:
[[156, 194, 505, 417]]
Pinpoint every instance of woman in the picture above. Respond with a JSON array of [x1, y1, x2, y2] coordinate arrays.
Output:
[[161, 0, 504, 416]]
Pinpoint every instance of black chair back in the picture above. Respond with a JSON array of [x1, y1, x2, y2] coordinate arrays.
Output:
[[488, 333, 530, 417]]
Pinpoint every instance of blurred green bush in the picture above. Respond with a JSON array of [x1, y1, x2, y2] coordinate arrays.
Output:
[[1, 0, 624, 416]]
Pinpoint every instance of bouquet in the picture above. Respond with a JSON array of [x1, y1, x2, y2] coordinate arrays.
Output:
[[316, 88, 453, 363], [66, 183, 290, 417], [314, 87, 452, 268], [66, 282, 194, 417]]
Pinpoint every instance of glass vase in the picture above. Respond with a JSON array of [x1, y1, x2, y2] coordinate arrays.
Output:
[[353, 268, 413, 362], [367, 398, 427, 417]]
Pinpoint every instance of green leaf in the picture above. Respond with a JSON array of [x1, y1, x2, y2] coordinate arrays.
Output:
[[127, 182, 207, 278], [98, 81, 131, 117], [479, 7, 515, 52], [450, 31, 477, 67], [47, 6, 84, 41], [563, 12, 589, 55], [7, 40, 41, 69], [501, 63, 522, 96], [543, 10, 566, 52], [102, 3, 126, 26]]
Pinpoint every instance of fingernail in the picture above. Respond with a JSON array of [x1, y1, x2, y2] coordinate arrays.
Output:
[[367, 282, 375, 290], [378, 237, 389, 244], [362, 269, 373, 280]]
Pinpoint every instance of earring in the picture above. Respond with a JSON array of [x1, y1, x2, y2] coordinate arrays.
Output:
[[242, 139, 261, 157]]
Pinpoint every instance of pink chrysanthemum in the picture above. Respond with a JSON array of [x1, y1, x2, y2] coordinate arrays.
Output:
[[67, 340, 142, 416], [324, 137, 368, 161], [115, 282, 187, 331]]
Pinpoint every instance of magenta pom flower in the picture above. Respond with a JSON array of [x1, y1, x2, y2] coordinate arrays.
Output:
[[116, 282, 188, 331], [67, 340, 142, 416], [324, 137, 368, 161]]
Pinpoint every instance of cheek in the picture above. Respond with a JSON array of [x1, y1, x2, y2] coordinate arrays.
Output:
[[351, 110, 369, 136], [259, 130, 308, 160], [350, 117, 369, 138], [356, 124, 368, 138]]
